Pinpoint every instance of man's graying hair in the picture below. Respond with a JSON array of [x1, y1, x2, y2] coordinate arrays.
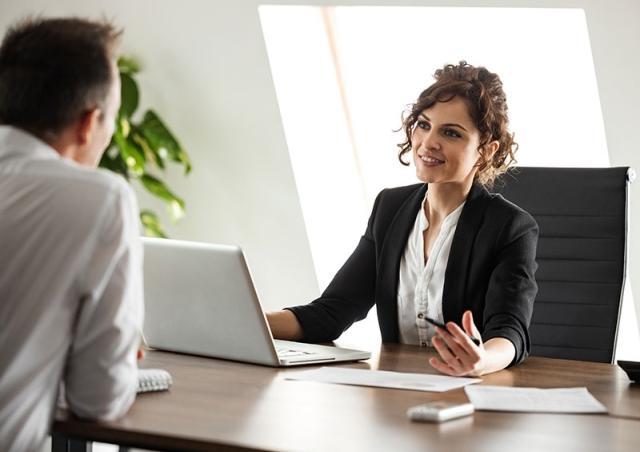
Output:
[[0, 17, 121, 139]]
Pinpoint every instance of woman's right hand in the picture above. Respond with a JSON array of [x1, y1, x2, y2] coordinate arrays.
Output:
[[265, 310, 304, 341]]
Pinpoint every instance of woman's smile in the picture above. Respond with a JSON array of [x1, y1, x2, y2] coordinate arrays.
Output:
[[418, 153, 445, 166]]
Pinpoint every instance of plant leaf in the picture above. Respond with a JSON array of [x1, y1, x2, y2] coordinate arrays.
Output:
[[119, 115, 131, 138], [131, 129, 165, 170], [117, 56, 141, 75], [139, 110, 192, 174], [119, 72, 139, 119], [140, 174, 185, 221], [106, 55, 190, 233], [140, 210, 168, 238], [114, 119, 145, 176], [99, 143, 130, 180]]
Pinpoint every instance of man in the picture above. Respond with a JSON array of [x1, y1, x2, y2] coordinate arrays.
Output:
[[0, 18, 143, 451]]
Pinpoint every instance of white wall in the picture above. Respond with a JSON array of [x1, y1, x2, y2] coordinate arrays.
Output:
[[1, 0, 639, 328], [0, 0, 320, 311]]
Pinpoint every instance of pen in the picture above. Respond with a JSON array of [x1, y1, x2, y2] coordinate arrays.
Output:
[[424, 316, 481, 346]]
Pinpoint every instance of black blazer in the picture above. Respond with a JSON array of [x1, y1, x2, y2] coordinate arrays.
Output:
[[288, 182, 539, 365]]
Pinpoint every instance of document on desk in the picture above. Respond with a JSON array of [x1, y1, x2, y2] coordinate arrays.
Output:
[[284, 367, 481, 392], [464, 386, 608, 413]]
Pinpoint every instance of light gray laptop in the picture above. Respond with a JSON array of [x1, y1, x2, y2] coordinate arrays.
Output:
[[142, 237, 371, 366]]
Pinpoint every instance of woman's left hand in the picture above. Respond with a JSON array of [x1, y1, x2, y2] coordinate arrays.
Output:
[[429, 310, 486, 377]]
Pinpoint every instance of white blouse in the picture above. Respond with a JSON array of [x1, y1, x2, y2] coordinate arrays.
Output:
[[397, 194, 465, 346]]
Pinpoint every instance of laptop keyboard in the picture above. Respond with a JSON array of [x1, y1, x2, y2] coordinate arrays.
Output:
[[276, 347, 318, 358]]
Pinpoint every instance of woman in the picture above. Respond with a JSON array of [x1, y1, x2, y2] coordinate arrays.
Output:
[[267, 61, 538, 377]]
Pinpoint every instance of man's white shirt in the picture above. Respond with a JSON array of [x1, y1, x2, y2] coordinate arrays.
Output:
[[0, 126, 144, 452]]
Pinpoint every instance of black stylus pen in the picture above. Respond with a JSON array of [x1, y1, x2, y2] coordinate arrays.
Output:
[[424, 316, 481, 346]]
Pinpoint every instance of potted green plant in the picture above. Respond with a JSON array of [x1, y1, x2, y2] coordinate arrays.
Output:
[[100, 56, 191, 237]]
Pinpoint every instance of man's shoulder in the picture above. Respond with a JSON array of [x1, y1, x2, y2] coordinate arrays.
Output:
[[61, 161, 130, 192], [50, 161, 134, 204], [42, 163, 139, 237]]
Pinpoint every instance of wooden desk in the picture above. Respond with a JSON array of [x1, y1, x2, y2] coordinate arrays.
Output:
[[53, 344, 640, 451]]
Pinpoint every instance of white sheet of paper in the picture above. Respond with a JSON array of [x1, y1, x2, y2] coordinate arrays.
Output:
[[464, 385, 608, 413], [284, 367, 481, 392]]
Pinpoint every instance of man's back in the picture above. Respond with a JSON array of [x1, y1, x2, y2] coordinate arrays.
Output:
[[0, 126, 143, 451]]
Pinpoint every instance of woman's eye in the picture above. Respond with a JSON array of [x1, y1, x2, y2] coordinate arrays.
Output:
[[443, 128, 461, 138], [416, 120, 430, 130]]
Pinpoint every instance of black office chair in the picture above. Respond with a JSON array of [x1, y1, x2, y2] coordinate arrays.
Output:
[[494, 167, 633, 363]]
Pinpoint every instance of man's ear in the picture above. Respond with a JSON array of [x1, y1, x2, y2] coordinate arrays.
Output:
[[76, 108, 101, 146]]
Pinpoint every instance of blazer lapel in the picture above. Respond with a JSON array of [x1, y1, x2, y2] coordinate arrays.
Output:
[[377, 184, 426, 342], [442, 183, 491, 322]]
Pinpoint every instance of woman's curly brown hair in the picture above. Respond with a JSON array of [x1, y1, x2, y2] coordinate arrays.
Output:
[[398, 61, 518, 188]]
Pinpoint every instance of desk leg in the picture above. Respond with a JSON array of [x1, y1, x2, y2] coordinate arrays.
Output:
[[51, 433, 93, 452]]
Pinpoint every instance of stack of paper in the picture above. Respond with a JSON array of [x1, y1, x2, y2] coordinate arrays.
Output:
[[464, 386, 607, 413], [285, 367, 481, 392]]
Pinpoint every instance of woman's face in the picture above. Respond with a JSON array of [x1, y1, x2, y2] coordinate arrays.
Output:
[[412, 96, 482, 186]]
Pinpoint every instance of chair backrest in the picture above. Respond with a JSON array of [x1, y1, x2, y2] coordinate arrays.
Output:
[[494, 167, 632, 363]]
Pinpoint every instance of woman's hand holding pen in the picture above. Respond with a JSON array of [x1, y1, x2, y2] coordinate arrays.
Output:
[[429, 310, 486, 377], [429, 310, 516, 377]]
